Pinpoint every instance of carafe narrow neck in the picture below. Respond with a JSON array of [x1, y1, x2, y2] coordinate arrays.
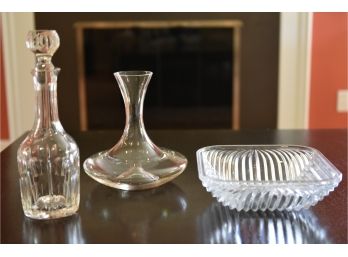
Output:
[[115, 72, 152, 142], [124, 88, 145, 135]]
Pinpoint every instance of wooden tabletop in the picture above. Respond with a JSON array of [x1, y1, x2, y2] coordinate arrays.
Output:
[[1, 129, 347, 243]]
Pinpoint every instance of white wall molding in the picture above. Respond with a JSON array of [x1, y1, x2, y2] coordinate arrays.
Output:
[[2, 13, 35, 141], [277, 12, 313, 129]]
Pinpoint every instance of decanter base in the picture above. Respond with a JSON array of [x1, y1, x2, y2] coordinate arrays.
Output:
[[83, 148, 187, 191], [23, 195, 79, 220]]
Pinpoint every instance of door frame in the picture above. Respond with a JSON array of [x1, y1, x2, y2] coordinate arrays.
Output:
[[1, 12, 35, 141], [277, 12, 313, 129]]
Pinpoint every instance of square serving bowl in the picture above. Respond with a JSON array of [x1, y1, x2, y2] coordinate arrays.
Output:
[[196, 145, 342, 211]]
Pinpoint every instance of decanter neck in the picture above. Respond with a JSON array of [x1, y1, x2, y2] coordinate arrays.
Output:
[[123, 96, 147, 141], [32, 68, 63, 131], [116, 71, 152, 143]]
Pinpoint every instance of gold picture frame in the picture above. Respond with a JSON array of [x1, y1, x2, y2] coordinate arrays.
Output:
[[75, 20, 242, 131]]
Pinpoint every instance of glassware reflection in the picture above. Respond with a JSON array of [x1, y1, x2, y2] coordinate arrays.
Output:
[[22, 214, 85, 243], [85, 183, 187, 243], [198, 202, 330, 244]]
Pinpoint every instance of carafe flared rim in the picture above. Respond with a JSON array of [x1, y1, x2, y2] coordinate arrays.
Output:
[[114, 71, 153, 77]]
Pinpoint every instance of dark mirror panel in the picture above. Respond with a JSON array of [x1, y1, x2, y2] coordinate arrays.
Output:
[[84, 28, 233, 129]]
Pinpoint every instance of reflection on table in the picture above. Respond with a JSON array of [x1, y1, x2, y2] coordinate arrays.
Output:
[[22, 214, 85, 244], [198, 202, 330, 244], [84, 183, 188, 243]]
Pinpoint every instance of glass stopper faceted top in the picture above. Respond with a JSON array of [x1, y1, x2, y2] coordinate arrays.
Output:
[[26, 30, 60, 57], [84, 71, 187, 190]]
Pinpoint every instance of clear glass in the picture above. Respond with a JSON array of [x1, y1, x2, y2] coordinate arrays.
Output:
[[84, 71, 187, 190], [17, 30, 80, 219], [196, 145, 342, 211]]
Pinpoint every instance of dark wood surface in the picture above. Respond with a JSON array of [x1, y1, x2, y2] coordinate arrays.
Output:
[[1, 129, 347, 243]]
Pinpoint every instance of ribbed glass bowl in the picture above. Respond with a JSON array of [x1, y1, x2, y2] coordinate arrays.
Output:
[[196, 145, 342, 211]]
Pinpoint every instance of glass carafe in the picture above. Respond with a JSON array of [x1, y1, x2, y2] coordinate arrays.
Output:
[[84, 71, 187, 190], [17, 30, 80, 219]]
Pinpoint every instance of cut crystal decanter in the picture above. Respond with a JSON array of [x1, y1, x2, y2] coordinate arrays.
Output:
[[84, 71, 187, 190], [17, 30, 80, 219]]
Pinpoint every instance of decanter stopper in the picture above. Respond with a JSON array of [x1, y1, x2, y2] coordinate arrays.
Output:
[[26, 30, 60, 56], [26, 30, 60, 69]]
